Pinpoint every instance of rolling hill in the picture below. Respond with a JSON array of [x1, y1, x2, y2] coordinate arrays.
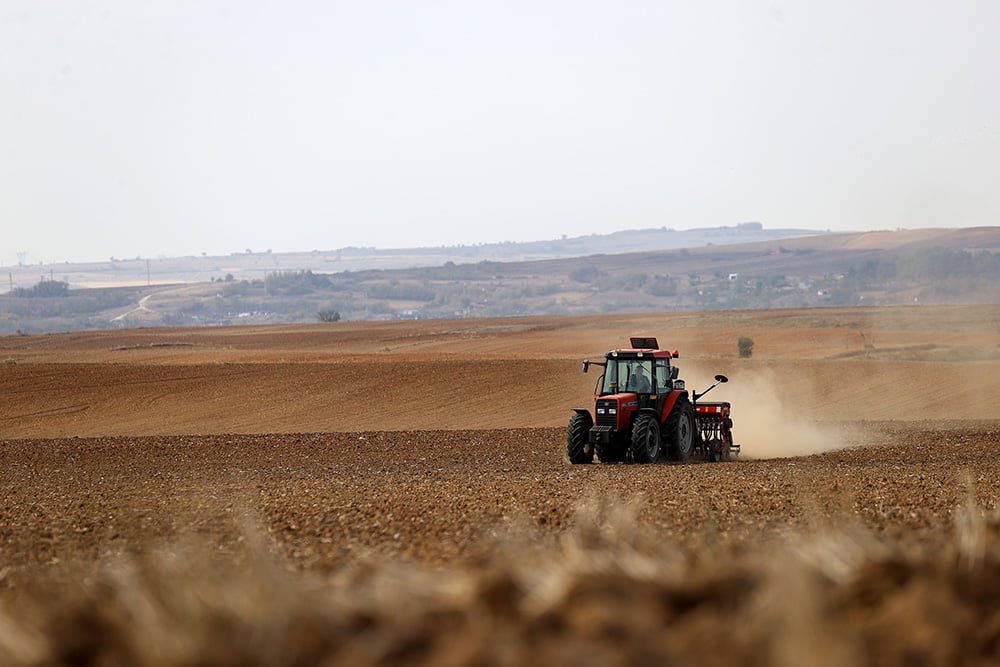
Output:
[[2, 226, 997, 333]]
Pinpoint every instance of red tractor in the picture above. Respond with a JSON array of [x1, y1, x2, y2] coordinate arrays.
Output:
[[567, 336, 739, 464]]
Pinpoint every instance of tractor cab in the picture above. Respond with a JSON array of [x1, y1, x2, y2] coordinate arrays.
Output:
[[599, 355, 677, 397], [586, 337, 680, 400]]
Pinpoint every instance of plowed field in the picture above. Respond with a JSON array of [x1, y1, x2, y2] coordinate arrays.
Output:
[[1, 306, 999, 666]]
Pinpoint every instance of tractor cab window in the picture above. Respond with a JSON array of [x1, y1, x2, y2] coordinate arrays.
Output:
[[602, 359, 653, 394], [625, 361, 652, 393], [655, 359, 672, 394]]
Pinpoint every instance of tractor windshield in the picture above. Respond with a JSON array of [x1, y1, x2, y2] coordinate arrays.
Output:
[[601, 358, 654, 395]]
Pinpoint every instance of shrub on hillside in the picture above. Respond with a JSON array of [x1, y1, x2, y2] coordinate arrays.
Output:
[[11, 280, 69, 298]]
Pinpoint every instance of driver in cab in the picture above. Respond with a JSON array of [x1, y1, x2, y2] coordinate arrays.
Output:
[[627, 365, 651, 393]]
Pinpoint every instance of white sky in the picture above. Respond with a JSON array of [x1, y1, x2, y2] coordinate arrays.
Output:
[[2, 1, 998, 264]]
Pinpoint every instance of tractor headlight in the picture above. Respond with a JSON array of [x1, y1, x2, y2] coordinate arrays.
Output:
[[608, 408, 617, 414]]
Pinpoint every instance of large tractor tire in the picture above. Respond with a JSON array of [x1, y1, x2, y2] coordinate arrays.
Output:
[[566, 413, 593, 464], [665, 398, 696, 462], [630, 414, 661, 463]]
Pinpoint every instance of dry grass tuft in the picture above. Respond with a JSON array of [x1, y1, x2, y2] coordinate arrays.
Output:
[[3, 498, 1000, 666]]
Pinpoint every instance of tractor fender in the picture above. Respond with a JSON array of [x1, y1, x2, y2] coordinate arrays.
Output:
[[658, 391, 689, 425], [571, 408, 593, 420]]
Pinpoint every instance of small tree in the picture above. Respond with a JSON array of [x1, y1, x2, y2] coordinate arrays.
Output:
[[738, 336, 754, 358], [318, 309, 341, 323]]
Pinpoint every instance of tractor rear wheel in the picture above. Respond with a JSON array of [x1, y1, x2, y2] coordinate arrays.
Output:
[[630, 414, 661, 463], [567, 413, 593, 464], [665, 399, 696, 462]]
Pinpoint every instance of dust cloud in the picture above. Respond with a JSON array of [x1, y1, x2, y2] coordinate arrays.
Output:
[[698, 367, 843, 459]]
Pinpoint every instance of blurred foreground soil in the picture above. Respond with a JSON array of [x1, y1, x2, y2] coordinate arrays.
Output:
[[2, 422, 1000, 666]]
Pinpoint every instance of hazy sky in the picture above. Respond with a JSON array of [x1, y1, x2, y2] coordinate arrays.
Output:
[[2, 1, 998, 264]]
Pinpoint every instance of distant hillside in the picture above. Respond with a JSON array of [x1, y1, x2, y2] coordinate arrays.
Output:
[[1, 227, 997, 333], [4, 223, 823, 291]]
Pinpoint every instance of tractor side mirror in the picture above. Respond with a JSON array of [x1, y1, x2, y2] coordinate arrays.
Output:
[[714, 374, 729, 383], [582, 360, 590, 373], [671, 366, 679, 380]]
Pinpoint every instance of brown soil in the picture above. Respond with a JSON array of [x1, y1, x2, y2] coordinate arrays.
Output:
[[2, 306, 998, 438], [1, 305, 999, 665]]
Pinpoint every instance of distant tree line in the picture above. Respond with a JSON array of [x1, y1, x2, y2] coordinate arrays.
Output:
[[848, 248, 999, 282], [10, 279, 70, 298], [365, 283, 436, 301], [264, 270, 332, 296]]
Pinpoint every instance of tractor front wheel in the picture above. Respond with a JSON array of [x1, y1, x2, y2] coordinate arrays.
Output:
[[665, 399, 696, 462], [630, 414, 661, 463], [567, 413, 593, 464]]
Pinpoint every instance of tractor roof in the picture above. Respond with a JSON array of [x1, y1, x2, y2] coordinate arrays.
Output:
[[629, 336, 658, 349], [608, 349, 677, 358], [608, 337, 679, 358]]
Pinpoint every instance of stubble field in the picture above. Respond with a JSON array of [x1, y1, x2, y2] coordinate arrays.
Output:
[[1, 305, 999, 666]]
